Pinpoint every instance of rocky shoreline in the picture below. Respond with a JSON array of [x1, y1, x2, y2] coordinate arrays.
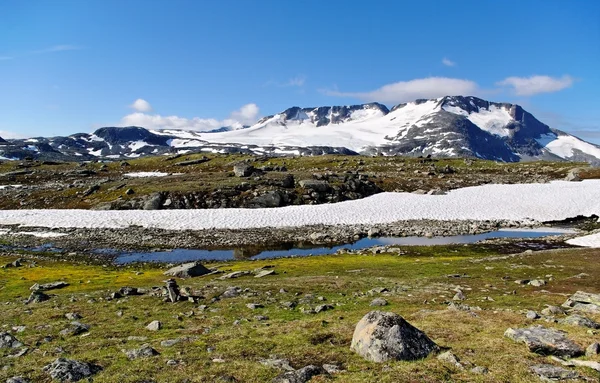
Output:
[[0, 218, 582, 263]]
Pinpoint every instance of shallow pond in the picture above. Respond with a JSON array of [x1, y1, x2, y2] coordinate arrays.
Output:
[[115, 227, 575, 264]]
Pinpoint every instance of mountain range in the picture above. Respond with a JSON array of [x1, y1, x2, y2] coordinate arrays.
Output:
[[1, 96, 599, 164]]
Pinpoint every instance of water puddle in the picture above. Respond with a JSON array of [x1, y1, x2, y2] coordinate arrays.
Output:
[[115, 227, 576, 264]]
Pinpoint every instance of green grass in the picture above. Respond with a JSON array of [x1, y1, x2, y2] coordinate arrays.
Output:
[[1, 246, 600, 382]]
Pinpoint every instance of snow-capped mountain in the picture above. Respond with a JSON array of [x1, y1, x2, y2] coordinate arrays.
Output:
[[1, 96, 599, 164]]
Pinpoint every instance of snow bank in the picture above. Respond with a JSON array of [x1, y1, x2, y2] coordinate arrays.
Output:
[[0, 180, 598, 231], [566, 232, 600, 248], [124, 172, 169, 178]]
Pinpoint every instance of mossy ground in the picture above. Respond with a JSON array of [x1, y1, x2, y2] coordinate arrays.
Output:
[[1, 245, 600, 382]]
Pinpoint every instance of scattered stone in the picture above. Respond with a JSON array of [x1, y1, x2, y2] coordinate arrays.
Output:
[[437, 351, 463, 369], [65, 312, 82, 321], [254, 315, 269, 321], [559, 314, 600, 329], [59, 322, 89, 336], [351, 311, 439, 362], [565, 168, 582, 182], [562, 291, 600, 314], [233, 163, 254, 177], [221, 286, 242, 298], [551, 355, 600, 373], [123, 344, 159, 359], [322, 364, 343, 374], [514, 279, 530, 285], [166, 359, 178, 366], [526, 310, 540, 320], [541, 305, 566, 316], [160, 338, 181, 347], [246, 303, 264, 310], [528, 279, 546, 287], [470, 366, 489, 374], [43, 358, 102, 382], [118, 286, 141, 296], [220, 271, 251, 280], [530, 364, 578, 381], [127, 336, 148, 342], [504, 325, 584, 357], [164, 279, 180, 303], [315, 304, 334, 313], [0, 332, 23, 349], [370, 298, 388, 307], [164, 262, 211, 278], [272, 365, 328, 383], [453, 291, 466, 301], [298, 179, 330, 192], [255, 270, 275, 278], [6, 377, 31, 383], [26, 290, 50, 304], [586, 342, 600, 356], [146, 320, 162, 331], [259, 356, 295, 371]]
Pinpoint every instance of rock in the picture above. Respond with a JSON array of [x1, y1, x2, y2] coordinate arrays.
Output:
[[6, 377, 31, 383], [315, 304, 334, 313], [164, 262, 211, 278], [504, 325, 584, 357], [367, 228, 380, 238], [453, 291, 466, 301], [0, 332, 23, 349], [118, 286, 140, 296], [25, 290, 50, 304], [281, 174, 295, 188], [541, 305, 566, 316], [259, 356, 295, 371], [272, 365, 328, 383], [160, 339, 182, 347], [298, 179, 330, 192], [175, 157, 210, 166], [351, 311, 439, 362], [586, 342, 600, 356], [220, 271, 251, 279], [123, 344, 159, 359], [528, 279, 546, 287], [246, 303, 264, 310], [233, 163, 254, 177], [550, 355, 600, 373], [59, 322, 89, 336], [125, 188, 135, 195], [559, 314, 600, 329], [43, 358, 102, 382], [146, 320, 162, 331], [30, 281, 69, 291], [565, 168, 582, 182], [250, 191, 286, 208], [470, 366, 489, 374], [530, 364, 578, 381], [164, 279, 180, 303], [562, 291, 600, 314], [526, 310, 540, 320], [437, 351, 463, 369], [370, 298, 388, 306], [65, 312, 82, 321], [514, 279, 530, 285], [143, 192, 163, 210], [255, 270, 275, 278]]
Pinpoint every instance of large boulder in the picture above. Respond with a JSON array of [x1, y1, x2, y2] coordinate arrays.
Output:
[[163, 262, 211, 278], [504, 325, 584, 357], [350, 311, 439, 362], [0, 332, 23, 349], [43, 358, 102, 382], [233, 163, 254, 177], [298, 179, 330, 192], [562, 291, 600, 314]]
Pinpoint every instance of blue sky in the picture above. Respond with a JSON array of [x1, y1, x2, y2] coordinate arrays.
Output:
[[1, 0, 599, 142]]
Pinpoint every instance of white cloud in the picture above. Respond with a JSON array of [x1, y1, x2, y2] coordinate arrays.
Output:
[[496, 75, 574, 96], [0, 130, 26, 139], [442, 57, 456, 67], [129, 98, 153, 112], [264, 75, 306, 88], [323, 77, 480, 104], [120, 103, 260, 131], [31, 45, 82, 54]]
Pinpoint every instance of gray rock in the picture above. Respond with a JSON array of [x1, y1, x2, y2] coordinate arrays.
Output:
[[259, 356, 295, 371], [541, 305, 566, 316], [143, 192, 163, 210], [470, 366, 489, 374], [164, 279, 180, 303], [504, 325, 584, 357], [528, 279, 546, 287], [559, 314, 600, 329], [298, 179, 330, 192], [272, 365, 328, 383], [255, 270, 275, 278], [246, 303, 264, 310], [586, 342, 600, 356], [59, 322, 89, 336], [233, 163, 254, 177], [453, 291, 466, 301], [562, 291, 600, 314], [65, 312, 82, 321], [163, 262, 211, 278], [530, 364, 578, 381], [26, 290, 50, 304], [161, 338, 182, 347], [315, 304, 334, 313], [0, 332, 23, 349], [220, 271, 251, 279], [351, 311, 439, 362], [43, 358, 102, 382], [437, 351, 463, 369], [146, 320, 162, 331], [565, 168, 582, 182], [526, 310, 540, 320], [30, 281, 69, 291], [322, 364, 343, 374], [6, 377, 31, 383], [370, 298, 388, 307], [123, 344, 159, 359]]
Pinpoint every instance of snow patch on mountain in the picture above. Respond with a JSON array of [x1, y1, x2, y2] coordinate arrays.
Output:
[[537, 133, 600, 160]]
